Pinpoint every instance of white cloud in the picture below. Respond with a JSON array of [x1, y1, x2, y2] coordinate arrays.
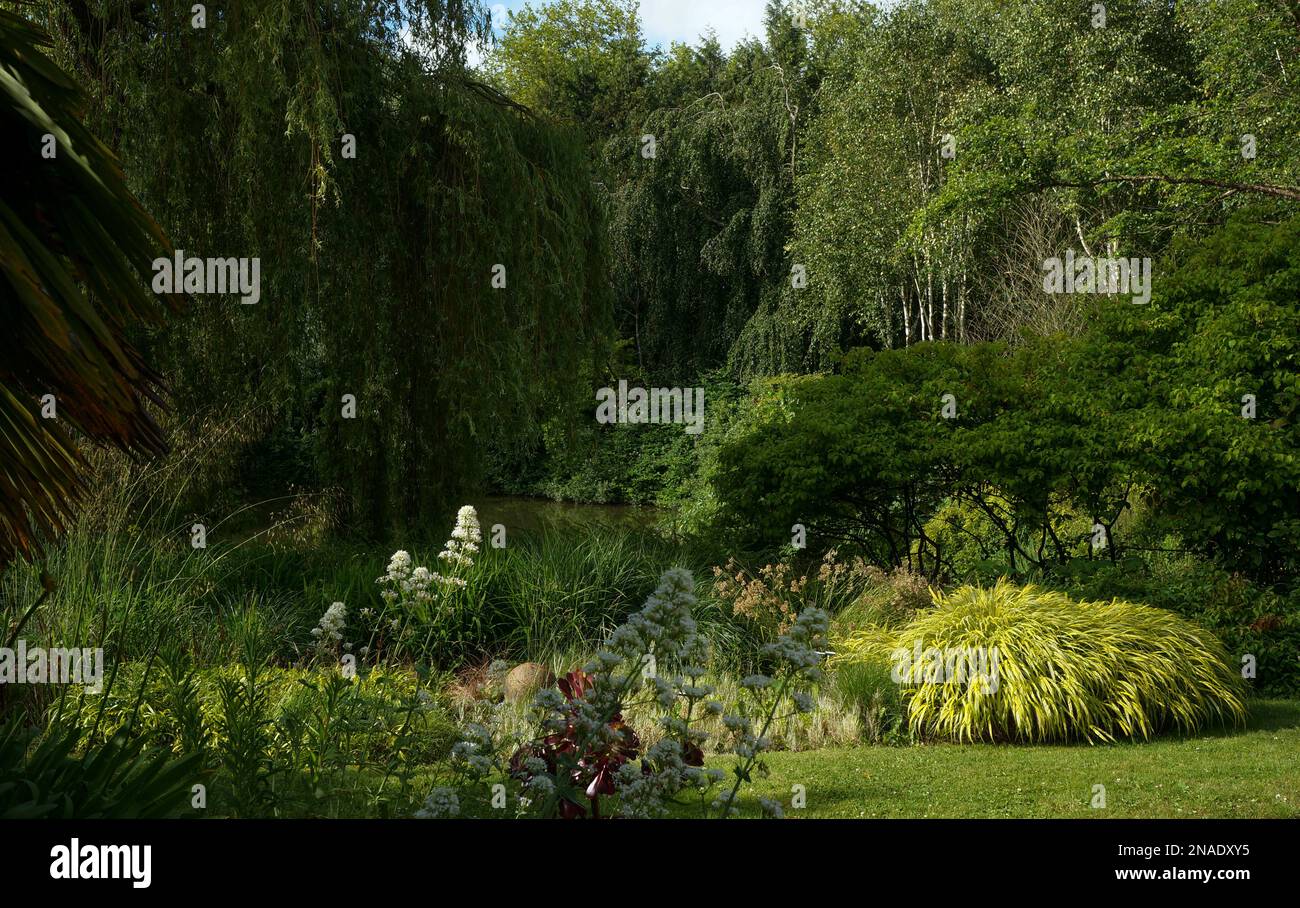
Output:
[[480, 1, 774, 54], [636, 0, 768, 49], [465, 35, 489, 69]]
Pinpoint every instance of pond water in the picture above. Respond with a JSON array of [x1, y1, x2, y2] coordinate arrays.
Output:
[[475, 495, 663, 536]]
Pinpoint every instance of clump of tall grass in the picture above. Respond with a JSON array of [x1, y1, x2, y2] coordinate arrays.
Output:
[[0, 402, 749, 723], [60, 620, 458, 818], [830, 659, 910, 745], [834, 580, 1248, 743], [375, 525, 734, 667], [0, 406, 338, 723]]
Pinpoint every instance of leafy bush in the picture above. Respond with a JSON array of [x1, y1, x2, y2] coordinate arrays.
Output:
[[1123, 212, 1300, 583], [834, 581, 1247, 743], [1046, 554, 1300, 698], [707, 213, 1300, 587], [0, 722, 201, 819], [488, 371, 748, 517]]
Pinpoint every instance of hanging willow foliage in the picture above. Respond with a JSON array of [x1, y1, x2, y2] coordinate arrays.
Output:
[[24, 0, 612, 534], [602, 7, 808, 384]]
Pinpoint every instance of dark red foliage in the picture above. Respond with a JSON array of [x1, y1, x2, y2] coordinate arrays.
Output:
[[510, 670, 640, 819], [681, 741, 705, 767]]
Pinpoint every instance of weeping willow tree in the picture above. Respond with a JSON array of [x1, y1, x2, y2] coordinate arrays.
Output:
[[22, 0, 611, 534], [603, 4, 810, 383]]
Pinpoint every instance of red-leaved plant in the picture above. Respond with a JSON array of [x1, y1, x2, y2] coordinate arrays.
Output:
[[510, 670, 641, 819]]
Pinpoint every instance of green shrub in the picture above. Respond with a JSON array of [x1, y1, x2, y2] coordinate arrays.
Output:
[[835, 580, 1247, 743], [1046, 554, 1300, 698], [706, 214, 1300, 587]]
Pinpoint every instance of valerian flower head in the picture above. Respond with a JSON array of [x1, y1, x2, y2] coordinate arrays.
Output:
[[384, 550, 412, 579], [311, 601, 347, 644], [525, 774, 555, 796], [439, 505, 481, 567], [414, 787, 459, 819], [722, 714, 751, 733], [614, 738, 698, 819], [450, 724, 496, 778], [762, 607, 829, 667], [651, 675, 677, 709], [606, 568, 700, 662], [710, 798, 740, 818], [531, 687, 566, 713], [659, 715, 690, 737]]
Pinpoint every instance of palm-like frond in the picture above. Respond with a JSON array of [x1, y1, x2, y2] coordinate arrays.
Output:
[[0, 8, 182, 568]]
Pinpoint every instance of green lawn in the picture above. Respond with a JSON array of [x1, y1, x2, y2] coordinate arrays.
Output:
[[701, 700, 1300, 819]]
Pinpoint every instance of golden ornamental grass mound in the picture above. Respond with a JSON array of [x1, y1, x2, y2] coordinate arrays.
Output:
[[833, 580, 1247, 743]]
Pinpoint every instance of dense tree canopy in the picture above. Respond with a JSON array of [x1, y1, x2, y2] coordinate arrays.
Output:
[[6, 0, 1296, 578], [16, 0, 611, 535]]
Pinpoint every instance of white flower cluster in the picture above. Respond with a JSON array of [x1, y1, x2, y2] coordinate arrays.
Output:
[[377, 550, 413, 604], [414, 787, 460, 819], [376, 550, 448, 603], [524, 773, 554, 798], [615, 739, 726, 819], [450, 723, 496, 779], [761, 606, 829, 680], [605, 568, 702, 663], [310, 601, 347, 643], [439, 505, 481, 568], [374, 507, 482, 610], [720, 606, 830, 767]]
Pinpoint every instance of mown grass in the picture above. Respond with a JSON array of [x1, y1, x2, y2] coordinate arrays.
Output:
[[699, 700, 1300, 819]]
